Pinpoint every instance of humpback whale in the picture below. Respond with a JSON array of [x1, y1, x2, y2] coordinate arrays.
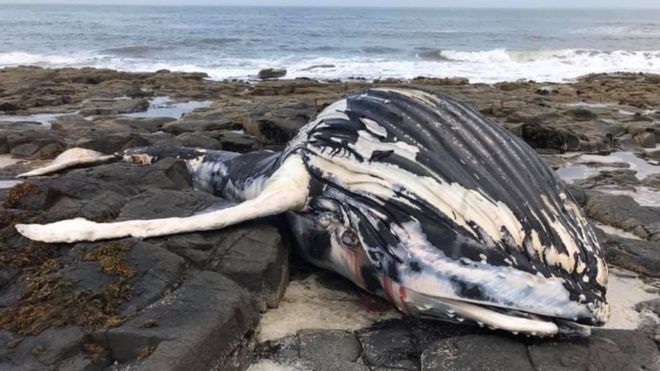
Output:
[[15, 88, 609, 336]]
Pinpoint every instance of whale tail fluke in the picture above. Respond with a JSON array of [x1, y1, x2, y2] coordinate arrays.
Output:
[[17, 148, 119, 178]]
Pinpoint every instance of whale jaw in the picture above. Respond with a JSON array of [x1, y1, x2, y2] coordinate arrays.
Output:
[[393, 284, 560, 336]]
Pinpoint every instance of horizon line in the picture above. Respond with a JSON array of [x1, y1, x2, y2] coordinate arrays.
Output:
[[2, 3, 660, 9]]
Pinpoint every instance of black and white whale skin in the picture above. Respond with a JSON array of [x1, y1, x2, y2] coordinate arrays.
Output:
[[15, 88, 609, 336]]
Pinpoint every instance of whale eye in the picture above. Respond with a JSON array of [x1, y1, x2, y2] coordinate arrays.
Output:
[[341, 229, 360, 248]]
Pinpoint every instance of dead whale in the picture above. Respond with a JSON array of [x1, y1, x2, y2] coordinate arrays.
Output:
[[15, 88, 609, 336]]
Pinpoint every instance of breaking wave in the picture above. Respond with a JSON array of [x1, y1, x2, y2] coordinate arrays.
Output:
[[1, 48, 659, 84]]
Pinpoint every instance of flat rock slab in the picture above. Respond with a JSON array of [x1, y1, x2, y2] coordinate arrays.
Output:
[[93, 271, 259, 371], [584, 190, 660, 241], [0, 160, 287, 370], [253, 321, 660, 371], [253, 269, 660, 371]]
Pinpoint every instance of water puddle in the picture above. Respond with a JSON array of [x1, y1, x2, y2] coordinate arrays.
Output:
[[556, 151, 660, 184], [581, 152, 660, 179], [125, 96, 212, 118], [618, 109, 657, 116], [555, 164, 622, 184], [566, 102, 611, 109], [0, 179, 22, 189], [596, 185, 660, 207], [593, 222, 643, 240], [0, 112, 71, 126], [0, 96, 213, 125]]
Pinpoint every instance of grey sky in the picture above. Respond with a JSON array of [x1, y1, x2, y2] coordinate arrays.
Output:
[[3, 0, 660, 8]]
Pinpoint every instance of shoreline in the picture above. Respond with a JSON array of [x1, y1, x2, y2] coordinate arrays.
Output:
[[3, 46, 660, 84]]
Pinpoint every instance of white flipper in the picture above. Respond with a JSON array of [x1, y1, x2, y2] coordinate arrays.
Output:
[[17, 148, 116, 178], [442, 298, 559, 335], [405, 289, 559, 336], [15, 155, 310, 243]]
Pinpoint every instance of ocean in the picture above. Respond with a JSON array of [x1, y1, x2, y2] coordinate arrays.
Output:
[[1, 4, 660, 83]]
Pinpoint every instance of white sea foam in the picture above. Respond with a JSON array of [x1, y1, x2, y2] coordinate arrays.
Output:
[[1, 49, 660, 83]]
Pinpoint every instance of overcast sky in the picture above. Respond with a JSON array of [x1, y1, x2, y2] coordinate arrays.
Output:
[[2, 0, 660, 8]]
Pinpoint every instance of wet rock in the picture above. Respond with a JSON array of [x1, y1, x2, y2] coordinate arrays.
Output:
[[635, 132, 657, 148], [0, 157, 288, 371], [503, 122, 523, 137], [59, 262, 116, 293], [112, 98, 149, 114], [75, 130, 151, 154], [256, 331, 368, 371], [495, 81, 528, 91], [521, 124, 581, 151], [574, 169, 640, 189], [528, 329, 658, 371], [643, 173, 660, 190], [126, 86, 154, 98], [624, 121, 656, 136], [594, 226, 660, 277], [584, 190, 660, 241], [256, 108, 315, 144], [162, 115, 236, 135], [253, 319, 636, 371], [536, 86, 555, 95], [420, 335, 535, 371], [50, 114, 94, 132], [0, 99, 19, 112], [174, 132, 223, 149], [528, 338, 589, 371], [565, 107, 599, 121], [78, 107, 118, 117], [93, 271, 259, 371], [636, 298, 660, 317], [411, 76, 470, 86], [205, 224, 288, 310], [10, 141, 64, 160], [358, 321, 418, 369], [117, 240, 188, 313], [258, 68, 287, 80], [297, 330, 362, 364], [0, 121, 43, 129], [0, 327, 87, 371], [162, 222, 288, 311], [92, 116, 176, 133], [2, 129, 66, 159], [217, 131, 258, 153]]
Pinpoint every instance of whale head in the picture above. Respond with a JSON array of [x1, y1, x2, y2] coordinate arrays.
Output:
[[285, 88, 609, 335]]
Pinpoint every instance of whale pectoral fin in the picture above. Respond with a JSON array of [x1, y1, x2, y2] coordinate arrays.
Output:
[[17, 148, 117, 178], [16, 155, 311, 243]]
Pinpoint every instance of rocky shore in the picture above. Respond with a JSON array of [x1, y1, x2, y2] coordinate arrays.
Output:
[[0, 66, 658, 370]]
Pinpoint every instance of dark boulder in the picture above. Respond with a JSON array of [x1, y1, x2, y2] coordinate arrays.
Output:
[[258, 68, 287, 80], [584, 190, 660, 241]]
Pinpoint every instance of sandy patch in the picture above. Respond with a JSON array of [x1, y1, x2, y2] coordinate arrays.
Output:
[[257, 273, 400, 343], [247, 360, 303, 371], [258, 267, 658, 344], [603, 267, 658, 330]]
